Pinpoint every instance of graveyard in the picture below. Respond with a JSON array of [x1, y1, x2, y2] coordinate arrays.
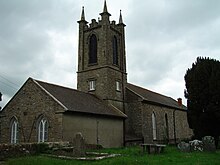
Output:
[[2, 145, 220, 165], [1, 135, 220, 165]]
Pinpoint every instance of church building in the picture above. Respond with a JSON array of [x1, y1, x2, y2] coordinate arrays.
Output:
[[0, 1, 192, 148]]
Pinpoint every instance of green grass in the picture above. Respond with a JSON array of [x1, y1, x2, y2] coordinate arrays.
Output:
[[5, 146, 220, 165]]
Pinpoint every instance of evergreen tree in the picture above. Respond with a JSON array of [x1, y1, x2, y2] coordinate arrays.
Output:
[[185, 57, 220, 146], [0, 92, 2, 110]]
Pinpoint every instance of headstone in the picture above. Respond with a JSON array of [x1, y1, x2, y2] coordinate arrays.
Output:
[[177, 142, 191, 152], [189, 140, 203, 151], [72, 132, 86, 157], [202, 136, 216, 152]]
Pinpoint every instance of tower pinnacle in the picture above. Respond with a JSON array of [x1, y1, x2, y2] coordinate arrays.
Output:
[[81, 6, 85, 21], [100, 0, 111, 17], [103, 0, 108, 13], [119, 10, 123, 24]]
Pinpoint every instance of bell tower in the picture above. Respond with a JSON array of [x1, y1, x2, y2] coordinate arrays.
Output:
[[77, 1, 127, 111]]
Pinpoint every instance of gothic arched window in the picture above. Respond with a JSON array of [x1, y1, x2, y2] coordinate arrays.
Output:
[[152, 112, 157, 140], [10, 117, 18, 144], [38, 117, 48, 142], [112, 36, 118, 65], [165, 113, 169, 140], [89, 34, 97, 64]]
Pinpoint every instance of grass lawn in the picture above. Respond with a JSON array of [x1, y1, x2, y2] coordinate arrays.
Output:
[[5, 146, 220, 165]]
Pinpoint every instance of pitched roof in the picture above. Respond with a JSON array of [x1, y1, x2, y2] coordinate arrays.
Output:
[[126, 83, 186, 110], [33, 78, 126, 118]]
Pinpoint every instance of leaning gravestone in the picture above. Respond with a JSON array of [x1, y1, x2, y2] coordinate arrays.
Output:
[[202, 136, 216, 152], [178, 142, 191, 152], [72, 132, 86, 157]]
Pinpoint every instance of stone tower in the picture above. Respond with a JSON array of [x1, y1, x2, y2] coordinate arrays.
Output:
[[77, 1, 127, 111]]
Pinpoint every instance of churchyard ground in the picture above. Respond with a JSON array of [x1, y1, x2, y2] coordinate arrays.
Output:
[[4, 145, 220, 165]]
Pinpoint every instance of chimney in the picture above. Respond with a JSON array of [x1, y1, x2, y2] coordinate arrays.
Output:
[[177, 98, 182, 106]]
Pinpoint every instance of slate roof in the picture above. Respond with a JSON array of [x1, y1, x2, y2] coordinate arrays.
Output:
[[126, 83, 187, 110], [33, 78, 126, 118]]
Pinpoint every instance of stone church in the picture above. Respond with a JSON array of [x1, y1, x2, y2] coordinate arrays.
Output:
[[0, 1, 192, 148]]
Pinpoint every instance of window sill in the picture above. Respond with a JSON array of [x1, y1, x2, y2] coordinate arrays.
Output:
[[88, 63, 98, 67]]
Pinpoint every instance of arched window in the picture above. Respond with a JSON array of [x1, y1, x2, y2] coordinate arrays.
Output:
[[112, 36, 118, 65], [152, 113, 157, 140], [11, 117, 18, 144], [89, 34, 97, 64], [165, 114, 169, 140], [38, 118, 48, 142]]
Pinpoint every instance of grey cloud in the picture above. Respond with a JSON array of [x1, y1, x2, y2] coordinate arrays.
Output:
[[1, 0, 220, 108]]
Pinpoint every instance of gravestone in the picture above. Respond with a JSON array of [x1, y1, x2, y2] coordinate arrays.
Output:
[[178, 142, 191, 152], [202, 136, 216, 152], [189, 140, 203, 151], [72, 132, 86, 157]]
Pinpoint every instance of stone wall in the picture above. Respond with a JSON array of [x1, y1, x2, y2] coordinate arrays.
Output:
[[125, 88, 192, 144], [175, 110, 193, 141], [142, 104, 192, 143], [0, 78, 64, 143]]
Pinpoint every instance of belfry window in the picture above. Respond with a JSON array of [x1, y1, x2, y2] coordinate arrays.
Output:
[[112, 36, 118, 65], [38, 118, 48, 143], [11, 117, 18, 144], [89, 34, 97, 64]]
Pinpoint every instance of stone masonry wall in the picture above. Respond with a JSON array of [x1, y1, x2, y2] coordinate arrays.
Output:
[[125, 88, 143, 137], [0, 78, 64, 143], [125, 87, 192, 144], [142, 104, 192, 143]]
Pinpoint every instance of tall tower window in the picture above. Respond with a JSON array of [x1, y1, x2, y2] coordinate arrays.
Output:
[[89, 34, 97, 64], [112, 36, 118, 65]]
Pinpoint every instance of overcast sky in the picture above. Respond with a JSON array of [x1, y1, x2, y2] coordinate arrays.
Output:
[[0, 0, 220, 108]]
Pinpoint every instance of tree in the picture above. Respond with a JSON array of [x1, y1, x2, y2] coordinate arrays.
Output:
[[0, 92, 2, 110], [184, 57, 220, 146]]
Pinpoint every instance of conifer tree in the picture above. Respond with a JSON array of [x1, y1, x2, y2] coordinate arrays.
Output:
[[185, 57, 220, 146]]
